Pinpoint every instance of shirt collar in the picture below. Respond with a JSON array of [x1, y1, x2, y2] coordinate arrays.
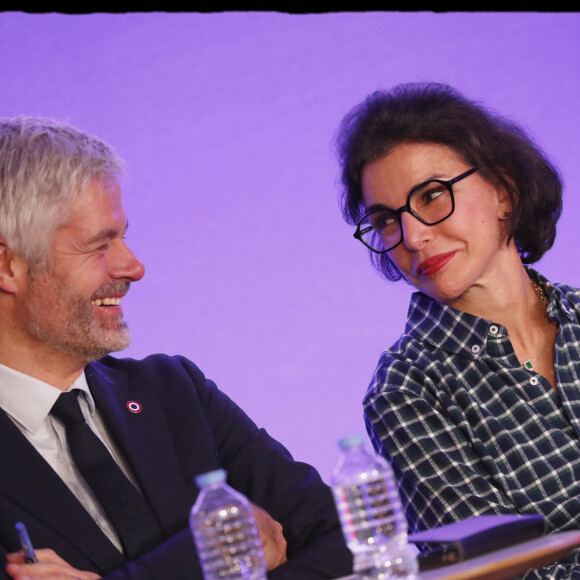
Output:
[[404, 266, 571, 358], [526, 266, 574, 323], [0, 364, 94, 434], [405, 291, 491, 358]]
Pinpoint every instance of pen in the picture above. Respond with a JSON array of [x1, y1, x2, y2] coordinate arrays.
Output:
[[15, 522, 38, 564]]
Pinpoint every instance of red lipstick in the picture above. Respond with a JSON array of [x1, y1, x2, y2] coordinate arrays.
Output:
[[417, 252, 456, 277]]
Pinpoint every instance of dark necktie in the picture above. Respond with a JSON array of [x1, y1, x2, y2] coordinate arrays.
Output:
[[51, 391, 164, 559]]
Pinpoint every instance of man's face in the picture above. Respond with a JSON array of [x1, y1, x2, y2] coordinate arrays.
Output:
[[16, 176, 145, 364]]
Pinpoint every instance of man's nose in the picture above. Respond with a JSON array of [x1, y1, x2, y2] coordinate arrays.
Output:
[[110, 242, 145, 282]]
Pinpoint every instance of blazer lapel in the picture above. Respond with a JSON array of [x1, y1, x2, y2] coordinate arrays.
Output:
[[85, 361, 193, 537], [0, 409, 125, 570]]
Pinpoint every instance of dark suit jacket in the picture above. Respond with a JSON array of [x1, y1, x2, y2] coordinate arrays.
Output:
[[0, 354, 352, 579]]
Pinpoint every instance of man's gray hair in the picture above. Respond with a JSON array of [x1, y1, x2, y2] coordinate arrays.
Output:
[[0, 117, 124, 265]]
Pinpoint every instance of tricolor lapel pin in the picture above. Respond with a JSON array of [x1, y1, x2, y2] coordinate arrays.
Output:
[[126, 401, 142, 414]]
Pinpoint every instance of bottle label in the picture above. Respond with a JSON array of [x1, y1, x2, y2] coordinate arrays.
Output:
[[332, 474, 406, 548]]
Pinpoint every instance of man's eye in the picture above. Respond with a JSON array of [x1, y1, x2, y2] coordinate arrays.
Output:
[[96, 242, 111, 252]]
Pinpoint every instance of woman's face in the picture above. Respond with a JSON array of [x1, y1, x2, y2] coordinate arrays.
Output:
[[361, 142, 515, 306]]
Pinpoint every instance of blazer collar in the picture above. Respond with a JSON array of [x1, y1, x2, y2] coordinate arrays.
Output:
[[85, 359, 193, 537], [0, 407, 125, 571], [0, 357, 192, 571]]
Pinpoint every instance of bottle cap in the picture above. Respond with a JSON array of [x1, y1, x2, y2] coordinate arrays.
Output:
[[338, 434, 365, 450], [195, 468, 227, 488]]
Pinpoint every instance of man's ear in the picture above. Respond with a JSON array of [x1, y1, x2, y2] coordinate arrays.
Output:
[[0, 238, 27, 294]]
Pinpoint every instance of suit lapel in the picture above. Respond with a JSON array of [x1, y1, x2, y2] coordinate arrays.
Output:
[[85, 361, 193, 537], [0, 408, 125, 570]]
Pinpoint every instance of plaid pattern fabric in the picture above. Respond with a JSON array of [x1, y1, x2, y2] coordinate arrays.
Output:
[[364, 268, 580, 579]]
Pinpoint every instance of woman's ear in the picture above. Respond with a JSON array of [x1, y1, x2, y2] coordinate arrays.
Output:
[[498, 208, 512, 222], [495, 172, 516, 221]]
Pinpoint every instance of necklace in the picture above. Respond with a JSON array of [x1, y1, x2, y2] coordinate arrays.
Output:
[[523, 281, 550, 370]]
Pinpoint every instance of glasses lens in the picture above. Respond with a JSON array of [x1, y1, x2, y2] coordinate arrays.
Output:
[[358, 209, 400, 252], [409, 181, 453, 224]]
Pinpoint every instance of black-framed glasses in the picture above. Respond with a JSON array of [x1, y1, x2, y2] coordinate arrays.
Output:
[[354, 167, 479, 254]]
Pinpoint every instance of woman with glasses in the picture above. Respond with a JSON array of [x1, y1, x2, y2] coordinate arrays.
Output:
[[336, 82, 577, 577]]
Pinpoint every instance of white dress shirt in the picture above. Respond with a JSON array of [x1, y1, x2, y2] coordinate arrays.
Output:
[[0, 362, 136, 553]]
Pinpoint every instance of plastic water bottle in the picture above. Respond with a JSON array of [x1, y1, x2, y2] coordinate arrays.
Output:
[[331, 435, 418, 579], [190, 469, 267, 580]]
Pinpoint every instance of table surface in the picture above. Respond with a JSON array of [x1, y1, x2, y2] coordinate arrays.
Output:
[[335, 530, 580, 580]]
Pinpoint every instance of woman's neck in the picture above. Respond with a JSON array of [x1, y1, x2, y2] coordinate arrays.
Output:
[[445, 256, 538, 329], [444, 258, 557, 390]]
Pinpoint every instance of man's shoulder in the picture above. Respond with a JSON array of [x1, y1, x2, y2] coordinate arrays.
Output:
[[93, 352, 200, 374], [85, 353, 229, 425], [87, 353, 210, 395]]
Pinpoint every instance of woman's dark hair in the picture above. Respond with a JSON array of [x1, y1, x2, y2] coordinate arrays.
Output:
[[335, 82, 563, 281]]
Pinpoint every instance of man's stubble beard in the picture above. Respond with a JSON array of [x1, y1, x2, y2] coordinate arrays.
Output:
[[20, 267, 132, 365]]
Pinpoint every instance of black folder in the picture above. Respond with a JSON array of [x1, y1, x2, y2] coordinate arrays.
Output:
[[409, 514, 546, 569]]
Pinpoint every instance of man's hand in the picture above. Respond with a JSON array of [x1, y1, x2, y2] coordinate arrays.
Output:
[[4, 509, 287, 578], [252, 504, 287, 571], [6, 548, 101, 579]]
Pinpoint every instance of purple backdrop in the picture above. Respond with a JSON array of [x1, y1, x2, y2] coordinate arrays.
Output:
[[0, 11, 578, 481]]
